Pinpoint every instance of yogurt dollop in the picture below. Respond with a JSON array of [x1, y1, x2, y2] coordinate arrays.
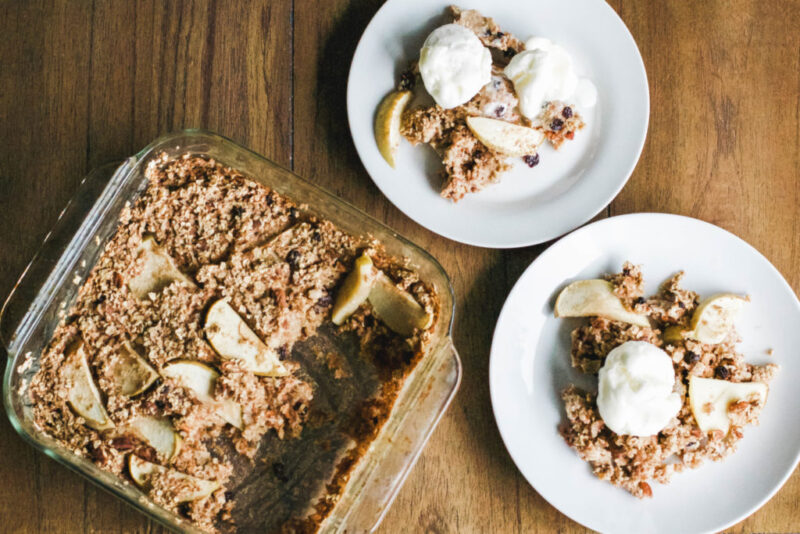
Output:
[[597, 341, 681, 436], [418, 24, 492, 109], [503, 37, 597, 120]]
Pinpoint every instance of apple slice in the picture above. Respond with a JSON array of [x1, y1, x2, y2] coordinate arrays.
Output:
[[204, 299, 289, 377], [687, 293, 747, 344], [106, 343, 158, 397], [554, 280, 650, 328], [128, 455, 220, 502], [689, 376, 767, 434], [162, 360, 243, 429], [128, 236, 194, 299], [127, 416, 181, 461], [466, 116, 545, 157], [62, 343, 114, 431], [367, 272, 432, 337], [331, 253, 378, 325], [375, 90, 412, 168]]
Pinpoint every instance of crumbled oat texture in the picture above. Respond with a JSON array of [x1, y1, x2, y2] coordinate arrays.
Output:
[[399, 6, 585, 201], [607, 262, 699, 326], [29, 154, 438, 533], [559, 263, 777, 498], [449, 5, 524, 57]]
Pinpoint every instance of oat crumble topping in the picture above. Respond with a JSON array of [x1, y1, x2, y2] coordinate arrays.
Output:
[[29, 154, 439, 532], [559, 263, 777, 498]]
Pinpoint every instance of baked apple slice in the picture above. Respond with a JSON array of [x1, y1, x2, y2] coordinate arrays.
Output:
[[126, 416, 182, 462], [162, 360, 243, 429], [331, 252, 378, 325], [204, 299, 288, 377], [375, 90, 412, 168], [689, 376, 767, 434], [466, 116, 545, 157], [106, 342, 159, 397], [665, 293, 747, 344], [61, 343, 114, 431], [128, 236, 194, 299], [128, 455, 220, 502], [555, 279, 650, 327], [367, 272, 432, 337]]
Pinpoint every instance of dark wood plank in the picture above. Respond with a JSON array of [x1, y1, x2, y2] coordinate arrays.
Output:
[[0, 1, 92, 532], [1, 0, 799, 532]]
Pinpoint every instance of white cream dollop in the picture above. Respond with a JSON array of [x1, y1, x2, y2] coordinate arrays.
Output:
[[503, 37, 597, 120], [418, 24, 492, 109], [597, 341, 681, 436]]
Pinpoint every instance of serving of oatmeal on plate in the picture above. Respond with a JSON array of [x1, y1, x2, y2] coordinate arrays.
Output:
[[375, 5, 597, 201], [28, 154, 440, 533], [555, 262, 777, 498]]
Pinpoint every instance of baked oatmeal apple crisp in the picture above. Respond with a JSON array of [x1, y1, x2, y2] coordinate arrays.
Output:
[[555, 262, 777, 498], [29, 154, 439, 533], [377, 5, 596, 201]]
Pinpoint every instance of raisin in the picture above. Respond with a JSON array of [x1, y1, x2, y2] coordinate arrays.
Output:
[[550, 118, 564, 131], [398, 70, 415, 91], [634, 296, 646, 305], [286, 249, 301, 269], [503, 48, 516, 58], [715, 366, 731, 379], [495, 31, 505, 38], [154, 399, 166, 411], [311, 229, 322, 242], [93, 294, 106, 306], [88, 443, 108, 463], [561, 106, 573, 119], [265, 193, 275, 206], [315, 292, 333, 309], [523, 154, 540, 168], [678, 301, 686, 309], [230, 205, 244, 218], [494, 105, 506, 118], [273, 462, 289, 483], [277, 345, 289, 361], [473, 149, 484, 159], [684, 351, 700, 364], [177, 503, 191, 517]]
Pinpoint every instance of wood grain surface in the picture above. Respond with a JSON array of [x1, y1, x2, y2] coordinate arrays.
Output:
[[1, 1, 798, 533]]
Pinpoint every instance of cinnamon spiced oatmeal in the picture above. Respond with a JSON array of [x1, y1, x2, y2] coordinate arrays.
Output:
[[381, 5, 596, 201], [29, 154, 439, 532], [556, 262, 777, 498]]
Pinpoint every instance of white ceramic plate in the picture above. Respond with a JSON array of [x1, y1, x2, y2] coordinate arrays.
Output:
[[347, 0, 649, 248], [490, 214, 800, 534]]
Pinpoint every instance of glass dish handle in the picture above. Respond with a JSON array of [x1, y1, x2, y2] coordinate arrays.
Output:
[[0, 161, 132, 354]]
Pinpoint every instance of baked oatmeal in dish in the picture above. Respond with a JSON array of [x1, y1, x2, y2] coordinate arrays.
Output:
[[29, 154, 439, 533], [554, 262, 777, 498], [375, 5, 597, 201]]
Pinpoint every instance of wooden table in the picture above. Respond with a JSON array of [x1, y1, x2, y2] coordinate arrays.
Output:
[[1, 1, 798, 532]]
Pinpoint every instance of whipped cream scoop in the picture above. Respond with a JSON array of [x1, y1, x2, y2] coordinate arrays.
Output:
[[504, 37, 597, 120], [597, 341, 681, 436], [418, 24, 492, 109]]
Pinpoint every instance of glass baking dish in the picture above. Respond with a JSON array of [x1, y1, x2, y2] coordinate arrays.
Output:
[[0, 130, 461, 533]]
